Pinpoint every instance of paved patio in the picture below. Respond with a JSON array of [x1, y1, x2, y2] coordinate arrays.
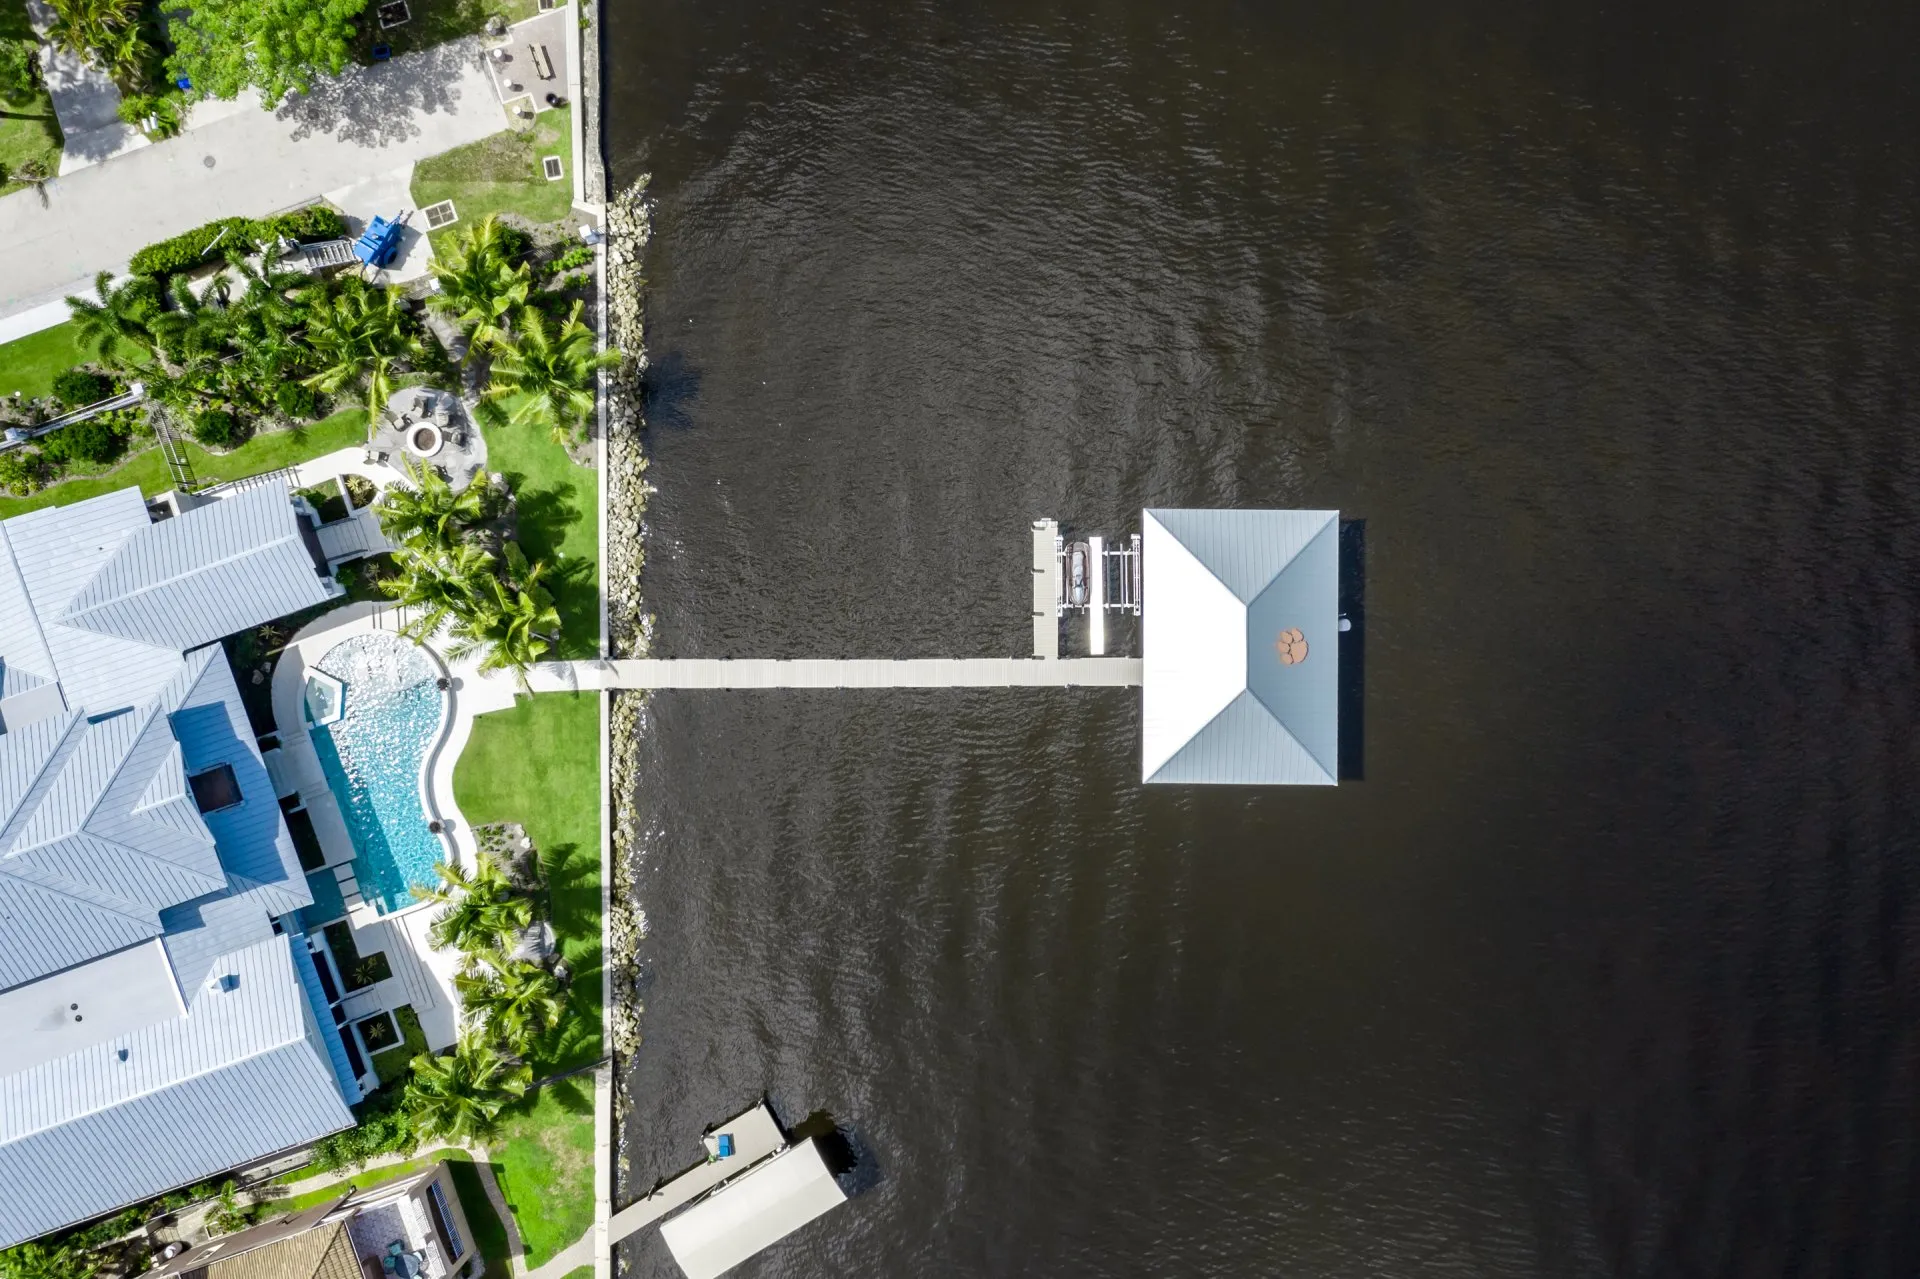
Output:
[[484, 10, 571, 117], [0, 37, 506, 318]]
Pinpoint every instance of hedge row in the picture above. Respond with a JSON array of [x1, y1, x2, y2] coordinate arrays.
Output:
[[128, 206, 346, 276]]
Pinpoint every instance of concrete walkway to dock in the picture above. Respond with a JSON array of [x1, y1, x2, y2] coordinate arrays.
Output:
[[524, 657, 1143, 691]]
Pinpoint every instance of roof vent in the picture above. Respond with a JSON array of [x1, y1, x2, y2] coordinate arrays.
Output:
[[118, 1047, 129, 1062], [210, 973, 239, 994]]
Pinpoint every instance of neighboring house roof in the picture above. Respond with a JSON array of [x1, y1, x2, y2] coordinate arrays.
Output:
[[1140, 509, 1341, 785], [201, 1218, 365, 1279], [0, 483, 352, 1248]]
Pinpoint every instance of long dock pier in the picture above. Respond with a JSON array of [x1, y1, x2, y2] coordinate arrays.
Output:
[[526, 658, 1142, 692]]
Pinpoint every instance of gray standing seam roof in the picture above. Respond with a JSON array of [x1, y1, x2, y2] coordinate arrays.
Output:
[[0, 483, 352, 1246], [0, 937, 355, 1246], [1142, 509, 1341, 785]]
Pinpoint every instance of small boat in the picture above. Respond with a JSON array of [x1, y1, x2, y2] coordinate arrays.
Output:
[[1065, 542, 1090, 607]]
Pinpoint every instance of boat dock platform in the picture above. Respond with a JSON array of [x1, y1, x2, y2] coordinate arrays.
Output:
[[1032, 518, 1060, 659], [528, 657, 1142, 691], [608, 1098, 788, 1242]]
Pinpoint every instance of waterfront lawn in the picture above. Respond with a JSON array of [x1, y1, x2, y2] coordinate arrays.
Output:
[[481, 403, 599, 656], [0, 408, 366, 517], [451, 691, 601, 1074], [0, 0, 63, 199], [485, 1078, 596, 1268], [411, 109, 573, 254], [0, 319, 89, 400]]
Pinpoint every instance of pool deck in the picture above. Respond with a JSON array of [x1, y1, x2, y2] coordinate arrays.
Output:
[[271, 594, 523, 1072]]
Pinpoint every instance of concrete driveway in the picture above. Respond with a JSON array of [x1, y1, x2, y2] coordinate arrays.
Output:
[[0, 38, 505, 318]]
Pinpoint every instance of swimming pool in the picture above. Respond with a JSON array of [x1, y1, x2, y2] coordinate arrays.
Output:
[[307, 633, 448, 914]]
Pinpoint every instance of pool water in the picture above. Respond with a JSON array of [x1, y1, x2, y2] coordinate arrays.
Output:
[[308, 633, 447, 913]]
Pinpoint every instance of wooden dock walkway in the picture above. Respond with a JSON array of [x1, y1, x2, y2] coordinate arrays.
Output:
[[525, 657, 1142, 692]]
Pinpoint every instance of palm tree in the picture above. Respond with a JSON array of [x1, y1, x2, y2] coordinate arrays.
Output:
[[446, 567, 561, 683], [0, 1240, 101, 1279], [375, 457, 492, 552], [381, 542, 495, 641], [428, 215, 532, 349], [415, 852, 532, 954], [301, 275, 427, 427], [478, 301, 621, 444], [65, 270, 161, 369], [403, 1033, 531, 1144], [44, 0, 139, 71], [454, 956, 566, 1055]]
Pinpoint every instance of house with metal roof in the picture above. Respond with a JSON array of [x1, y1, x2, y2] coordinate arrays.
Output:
[[0, 481, 360, 1248], [1140, 508, 1341, 785]]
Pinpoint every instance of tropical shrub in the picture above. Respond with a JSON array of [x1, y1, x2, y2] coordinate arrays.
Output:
[[0, 38, 37, 103], [117, 91, 182, 138], [51, 368, 113, 408], [39, 419, 126, 465], [0, 452, 46, 496], [128, 208, 345, 276], [274, 380, 319, 420], [191, 408, 240, 448], [550, 245, 595, 274], [308, 1087, 418, 1173]]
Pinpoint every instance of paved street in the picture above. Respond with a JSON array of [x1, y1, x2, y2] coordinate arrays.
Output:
[[0, 38, 505, 318]]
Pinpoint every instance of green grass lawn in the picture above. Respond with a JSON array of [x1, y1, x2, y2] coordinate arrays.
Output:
[[412, 108, 574, 255], [354, 0, 538, 62], [451, 691, 601, 1075], [0, 408, 367, 517], [273, 1155, 436, 1211], [448, 691, 601, 1267], [485, 1078, 596, 1268], [0, 319, 89, 400], [0, 0, 63, 198], [445, 1155, 515, 1276], [480, 404, 599, 655]]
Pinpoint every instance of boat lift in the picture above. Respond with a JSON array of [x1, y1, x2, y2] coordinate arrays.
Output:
[[1032, 519, 1141, 657]]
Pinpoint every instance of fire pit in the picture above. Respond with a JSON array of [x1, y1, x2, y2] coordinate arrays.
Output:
[[406, 422, 444, 457]]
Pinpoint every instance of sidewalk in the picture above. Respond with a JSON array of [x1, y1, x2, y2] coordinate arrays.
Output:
[[0, 38, 505, 319]]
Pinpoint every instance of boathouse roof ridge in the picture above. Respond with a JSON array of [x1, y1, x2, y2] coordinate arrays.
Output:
[[1141, 508, 1340, 785]]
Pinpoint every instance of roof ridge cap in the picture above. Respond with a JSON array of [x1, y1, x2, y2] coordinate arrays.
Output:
[[0, 524, 59, 685], [59, 491, 295, 631]]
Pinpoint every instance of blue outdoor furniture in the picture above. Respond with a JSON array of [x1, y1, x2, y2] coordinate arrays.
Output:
[[352, 215, 404, 267], [716, 1133, 734, 1157]]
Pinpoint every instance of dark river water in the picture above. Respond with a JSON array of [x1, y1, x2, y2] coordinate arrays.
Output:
[[601, 2, 1920, 1274]]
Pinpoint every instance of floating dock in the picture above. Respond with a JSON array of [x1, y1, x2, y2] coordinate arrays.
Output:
[[608, 1099, 787, 1241], [609, 1098, 849, 1279], [1032, 518, 1060, 659]]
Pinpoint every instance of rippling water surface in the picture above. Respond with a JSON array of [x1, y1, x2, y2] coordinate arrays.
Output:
[[602, 3, 1920, 1273]]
